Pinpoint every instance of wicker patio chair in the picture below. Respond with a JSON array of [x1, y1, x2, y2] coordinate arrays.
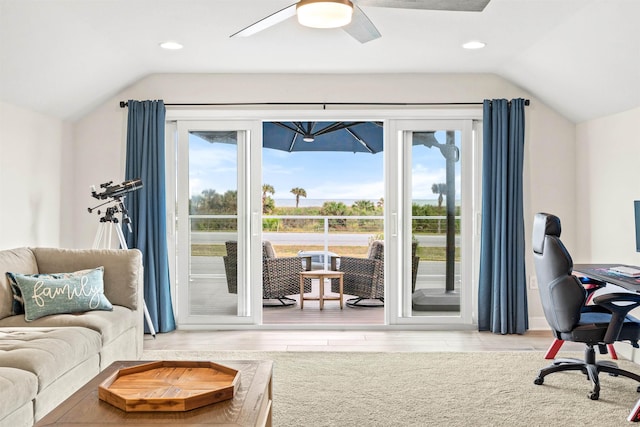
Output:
[[330, 240, 420, 307], [329, 240, 384, 307], [223, 240, 312, 306], [223, 241, 238, 294], [411, 241, 419, 293]]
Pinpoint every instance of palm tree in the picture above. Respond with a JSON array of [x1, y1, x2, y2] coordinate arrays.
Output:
[[352, 199, 375, 213], [290, 187, 307, 208], [262, 184, 275, 214], [432, 183, 447, 207], [320, 201, 348, 228], [262, 184, 275, 201]]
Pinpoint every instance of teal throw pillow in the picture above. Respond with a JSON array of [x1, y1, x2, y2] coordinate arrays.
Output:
[[6, 271, 26, 315], [8, 267, 113, 321], [7, 268, 96, 315]]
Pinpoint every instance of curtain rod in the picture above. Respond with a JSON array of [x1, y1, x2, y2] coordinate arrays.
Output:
[[119, 100, 530, 108]]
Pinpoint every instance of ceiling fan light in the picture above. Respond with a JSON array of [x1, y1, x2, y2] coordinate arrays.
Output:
[[297, 0, 354, 29]]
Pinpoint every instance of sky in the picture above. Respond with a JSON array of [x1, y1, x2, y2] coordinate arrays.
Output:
[[188, 126, 461, 203]]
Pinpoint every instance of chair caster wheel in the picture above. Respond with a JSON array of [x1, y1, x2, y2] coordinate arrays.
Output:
[[534, 377, 544, 385], [588, 391, 599, 400]]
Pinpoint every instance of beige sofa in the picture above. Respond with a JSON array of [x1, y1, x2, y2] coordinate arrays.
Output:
[[0, 247, 144, 426]]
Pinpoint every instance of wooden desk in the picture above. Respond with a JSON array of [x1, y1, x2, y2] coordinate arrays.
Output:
[[35, 360, 273, 427], [299, 270, 344, 310], [573, 264, 640, 292]]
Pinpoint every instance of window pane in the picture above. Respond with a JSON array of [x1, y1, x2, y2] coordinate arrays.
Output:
[[187, 131, 238, 317], [411, 130, 461, 316]]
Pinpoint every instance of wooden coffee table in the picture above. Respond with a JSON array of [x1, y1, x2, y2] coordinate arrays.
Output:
[[35, 360, 273, 426], [299, 270, 344, 310]]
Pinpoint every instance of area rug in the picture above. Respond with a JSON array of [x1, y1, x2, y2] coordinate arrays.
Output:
[[142, 350, 640, 426]]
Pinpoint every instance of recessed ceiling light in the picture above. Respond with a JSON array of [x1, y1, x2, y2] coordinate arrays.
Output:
[[159, 41, 183, 50], [462, 40, 486, 50]]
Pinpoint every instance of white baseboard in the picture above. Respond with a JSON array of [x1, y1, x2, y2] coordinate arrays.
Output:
[[616, 343, 640, 363], [528, 317, 550, 331]]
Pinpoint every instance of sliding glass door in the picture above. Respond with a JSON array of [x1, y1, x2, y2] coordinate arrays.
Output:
[[174, 120, 262, 325], [166, 112, 480, 329], [387, 120, 476, 325]]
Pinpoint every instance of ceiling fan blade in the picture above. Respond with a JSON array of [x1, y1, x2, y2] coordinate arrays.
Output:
[[343, 5, 381, 43], [355, 0, 491, 12], [230, 4, 297, 38]]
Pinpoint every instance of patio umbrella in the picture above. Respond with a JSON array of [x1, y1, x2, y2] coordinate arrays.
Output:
[[263, 121, 383, 154]]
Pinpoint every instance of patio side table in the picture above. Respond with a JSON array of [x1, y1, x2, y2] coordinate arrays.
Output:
[[299, 270, 344, 310]]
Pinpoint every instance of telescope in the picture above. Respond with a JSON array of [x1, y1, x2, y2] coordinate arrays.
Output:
[[88, 179, 143, 233], [91, 178, 143, 200]]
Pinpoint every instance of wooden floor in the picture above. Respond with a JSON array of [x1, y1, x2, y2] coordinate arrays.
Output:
[[263, 293, 385, 325], [143, 329, 585, 353], [161, 267, 582, 353]]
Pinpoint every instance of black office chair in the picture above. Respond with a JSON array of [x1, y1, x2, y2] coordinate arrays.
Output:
[[532, 212, 640, 400]]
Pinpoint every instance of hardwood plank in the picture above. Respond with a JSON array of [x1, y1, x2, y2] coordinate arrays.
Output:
[[144, 329, 584, 353]]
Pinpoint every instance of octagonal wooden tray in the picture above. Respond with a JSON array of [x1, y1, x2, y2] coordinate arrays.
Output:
[[98, 361, 240, 412]]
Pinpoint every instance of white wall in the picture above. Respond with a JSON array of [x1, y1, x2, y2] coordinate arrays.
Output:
[[575, 107, 640, 264], [65, 72, 577, 328], [523, 96, 577, 327], [0, 101, 67, 249]]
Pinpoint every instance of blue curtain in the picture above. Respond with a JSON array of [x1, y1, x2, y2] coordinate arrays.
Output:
[[478, 98, 528, 334], [123, 100, 176, 333]]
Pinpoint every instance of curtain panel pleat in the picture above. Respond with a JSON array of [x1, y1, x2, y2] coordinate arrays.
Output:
[[124, 99, 176, 333], [478, 98, 528, 334]]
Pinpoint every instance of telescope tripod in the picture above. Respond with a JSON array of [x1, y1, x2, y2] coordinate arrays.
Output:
[[93, 216, 157, 338]]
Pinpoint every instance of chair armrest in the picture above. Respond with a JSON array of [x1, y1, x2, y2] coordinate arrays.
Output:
[[329, 255, 340, 271], [338, 257, 381, 276], [273, 255, 312, 270], [265, 256, 311, 272], [577, 275, 607, 290], [593, 292, 640, 343]]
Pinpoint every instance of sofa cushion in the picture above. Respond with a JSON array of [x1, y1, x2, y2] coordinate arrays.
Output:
[[32, 248, 142, 311], [0, 366, 37, 422], [0, 305, 136, 347], [0, 327, 101, 391], [8, 267, 113, 321], [0, 248, 38, 321]]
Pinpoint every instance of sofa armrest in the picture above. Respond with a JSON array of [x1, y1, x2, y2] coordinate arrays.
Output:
[[31, 248, 143, 311]]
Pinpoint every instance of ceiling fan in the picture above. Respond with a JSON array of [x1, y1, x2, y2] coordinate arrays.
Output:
[[230, 0, 491, 44]]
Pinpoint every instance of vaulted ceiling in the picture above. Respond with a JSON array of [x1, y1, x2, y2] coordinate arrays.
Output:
[[0, 0, 638, 123]]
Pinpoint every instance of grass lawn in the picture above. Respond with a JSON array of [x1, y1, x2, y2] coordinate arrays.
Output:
[[191, 244, 460, 261]]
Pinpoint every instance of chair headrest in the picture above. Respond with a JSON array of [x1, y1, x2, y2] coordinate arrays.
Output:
[[532, 213, 562, 254], [262, 240, 276, 258], [367, 240, 384, 260]]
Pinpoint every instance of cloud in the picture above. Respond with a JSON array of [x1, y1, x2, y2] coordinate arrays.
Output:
[[307, 180, 385, 200], [411, 164, 446, 199]]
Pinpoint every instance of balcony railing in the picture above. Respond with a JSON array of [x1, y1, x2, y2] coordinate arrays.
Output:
[[188, 214, 460, 286], [189, 214, 458, 255]]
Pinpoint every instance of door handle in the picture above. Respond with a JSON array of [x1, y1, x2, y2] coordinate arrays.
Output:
[[252, 212, 260, 236], [392, 212, 398, 237]]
